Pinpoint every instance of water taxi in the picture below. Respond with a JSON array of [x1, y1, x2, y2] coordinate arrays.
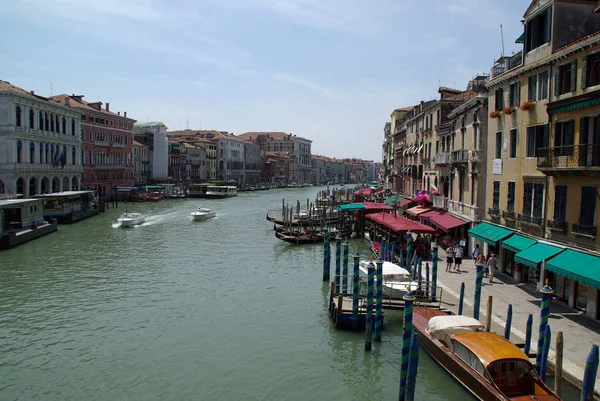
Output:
[[204, 186, 237, 199], [117, 212, 145, 228], [191, 208, 216, 221], [0, 198, 58, 249], [188, 183, 211, 198], [412, 307, 561, 400], [33, 191, 98, 223]]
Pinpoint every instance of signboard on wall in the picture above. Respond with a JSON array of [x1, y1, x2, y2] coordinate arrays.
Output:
[[493, 159, 502, 175]]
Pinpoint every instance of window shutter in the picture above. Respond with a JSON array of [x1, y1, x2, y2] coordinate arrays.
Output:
[[516, 82, 521, 106], [554, 69, 561, 97], [581, 56, 588, 89], [567, 120, 575, 146], [570, 60, 577, 92], [545, 6, 553, 45], [580, 117, 588, 144]]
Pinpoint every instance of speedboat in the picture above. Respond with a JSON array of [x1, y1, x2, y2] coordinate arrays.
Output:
[[359, 260, 419, 299], [191, 207, 216, 221], [117, 212, 145, 227]]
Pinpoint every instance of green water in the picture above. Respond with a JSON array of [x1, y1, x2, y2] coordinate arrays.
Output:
[[0, 186, 564, 400]]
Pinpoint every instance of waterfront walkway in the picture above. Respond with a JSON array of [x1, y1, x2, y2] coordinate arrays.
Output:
[[433, 248, 600, 394]]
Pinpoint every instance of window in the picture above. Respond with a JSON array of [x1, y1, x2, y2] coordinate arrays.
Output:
[[539, 70, 549, 99], [579, 186, 597, 226], [62, 117, 66, 134], [29, 109, 34, 128], [495, 132, 502, 159], [525, 6, 552, 52], [554, 120, 575, 155], [15, 106, 22, 127], [528, 75, 538, 101], [585, 52, 600, 88], [493, 181, 500, 210], [527, 71, 549, 101], [494, 88, 504, 110], [72, 119, 76, 136], [526, 124, 549, 157], [39, 111, 43, 130], [554, 185, 567, 222], [557, 61, 577, 95], [507, 182, 516, 212], [509, 82, 519, 106], [523, 182, 545, 218], [509, 129, 517, 158]]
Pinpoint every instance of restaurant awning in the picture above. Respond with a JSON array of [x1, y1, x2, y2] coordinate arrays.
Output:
[[339, 204, 365, 211], [384, 195, 403, 206], [546, 250, 600, 289], [398, 199, 413, 208], [407, 206, 432, 216], [502, 234, 537, 254], [366, 212, 436, 234], [424, 211, 469, 232], [339, 203, 393, 213], [468, 222, 513, 246], [514, 243, 565, 269]]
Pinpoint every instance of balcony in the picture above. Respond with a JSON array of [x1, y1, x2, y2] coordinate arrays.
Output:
[[518, 214, 543, 226], [451, 149, 469, 164], [502, 210, 516, 221], [0, 163, 83, 173], [572, 223, 597, 238], [488, 207, 500, 217], [434, 152, 451, 165], [432, 196, 448, 210], [448, 200, 482, 220], [490, 51, 523, 79], [537, 144, 600, 176], [547, 220, 568, 234]]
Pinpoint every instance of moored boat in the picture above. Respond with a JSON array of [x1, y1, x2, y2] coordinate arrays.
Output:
[[412, 307, 562, 401], [117, 212, 145, 228], [205, 186, 237, 199], [191, 207, 216, 221], [358, 260, 419, 299], [275, 230, 322, 244]]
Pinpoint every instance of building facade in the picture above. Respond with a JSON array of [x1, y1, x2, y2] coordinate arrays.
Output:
[[244, 141, 261, 187], [0, 80, 83, 197], [133, 122, 169, 181], [132, 140, 150, 185]]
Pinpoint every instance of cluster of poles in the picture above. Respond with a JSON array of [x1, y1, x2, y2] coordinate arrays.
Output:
[[322, 231, 600, 400]]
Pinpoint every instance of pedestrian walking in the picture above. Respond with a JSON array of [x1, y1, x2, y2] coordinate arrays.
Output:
[[454, 244, 463, 272], [486, 253, 497, 283], [472, 244, 481, 259], [445, 245, 454, 271]]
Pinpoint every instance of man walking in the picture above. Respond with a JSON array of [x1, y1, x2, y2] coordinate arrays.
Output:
[[445, 244, 454, 272], [486, 253, 497, 283], [454, 244, 463, 272]]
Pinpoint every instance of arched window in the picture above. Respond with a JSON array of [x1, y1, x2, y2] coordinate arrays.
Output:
[[44, 112, 49, 131], [15, 106, 22, 127], [45, 143, 49, 164], [16, 140, 23, 163], [50, 114, 55, 132], [29, 109, 34, 128], [72, 146, 76, 165], [71, 119, 75, 136], [39, 111, 43, 130], [50, 144, 54, 164], [39, 143, 44, 163], [62, 117, 66, 134], [30, 142, 35, 163], [16, 177, 25, 195]]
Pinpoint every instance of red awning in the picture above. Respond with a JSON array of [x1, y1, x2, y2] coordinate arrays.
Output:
[[425, 211, 469, 232], [353, 187, 376, 196], [362, 202, 393, 213], [398, 199, 413, 208], [366, 212, 436, 234]]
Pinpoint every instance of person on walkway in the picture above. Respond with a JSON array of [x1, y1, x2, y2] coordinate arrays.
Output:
[[472, 244, 481, 260], [445, 245, 454, 271], [487, 253, 497, 283], [454, 245, 463, 272]]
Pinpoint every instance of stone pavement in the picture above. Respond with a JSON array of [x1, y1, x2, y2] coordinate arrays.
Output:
[[429, 248, 600, 395]]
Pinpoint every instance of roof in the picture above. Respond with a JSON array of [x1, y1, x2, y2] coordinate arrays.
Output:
[[366, 212, 436, 234], [502, 234, 537, 254], [546, 249, 600, 289], [427, 315, 484, 335], [0, 198, 43, 208], [438, 87, 463, 94], [452, 332, 530, 368], [33, 191, 94, 198], [134, 122, 168, 128], [468, 222, 514, 246], [238, 132, 312, 142], [514, 242, 565, 269], [132, 140, 145, 146], [445, 90, 478, 102], [0, 80, 48, 102], [421, 210, 469, 232]]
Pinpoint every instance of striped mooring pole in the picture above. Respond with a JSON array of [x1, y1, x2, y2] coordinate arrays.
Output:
[[342, 241, 349, 294], [322, 228, 330, 281], [458, 282, 465, 315], [405, 333, 420, 401], [365, 260, 375, 351], [536, 281, 553, 373], [391, 242, 396, 263], [431, 243, 438, 301], [425, 263, 430, 299], [352, 250, 360, 330], [335, 235, 342, 294], [375, 259, 383, 342], [540, 324, 551, 382], [473, 260, 485, 320], [581, 345, 599, 401], [399, 290, 415, 401], [417, 258, 422, 292], [524, 314, 533, 357], [406, 231, 413, 276], [504, 304, 513, 340]]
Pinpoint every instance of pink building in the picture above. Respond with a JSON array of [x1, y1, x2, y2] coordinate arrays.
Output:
[[50, 95, 137, 197]]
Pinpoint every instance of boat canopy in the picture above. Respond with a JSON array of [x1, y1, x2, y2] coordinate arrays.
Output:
[[427, 315, 484, 336]]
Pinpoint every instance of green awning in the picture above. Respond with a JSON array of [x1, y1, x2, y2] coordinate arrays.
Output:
[[338, 204, 365, 211], [514, 243, 564, 269], [468, 222, 514, 246], [384, 195, 403, 206], [515, 32, 524, 44], [367, 183, 379, 188], [548, 97, 600, 114], [502, 234, 537, 254], [546, 250, 600, 289]]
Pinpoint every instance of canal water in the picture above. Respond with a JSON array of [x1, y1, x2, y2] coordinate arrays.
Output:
[[0, 186, 576, 400]]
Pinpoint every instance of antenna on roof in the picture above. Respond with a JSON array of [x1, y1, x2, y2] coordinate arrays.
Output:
[[50, 82, 53, 96], [186, 113, 189, 130], [500, 24, 505, 57]]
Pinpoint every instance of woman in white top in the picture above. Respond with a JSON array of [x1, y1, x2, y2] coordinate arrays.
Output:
[[445, 246, 454, 271]]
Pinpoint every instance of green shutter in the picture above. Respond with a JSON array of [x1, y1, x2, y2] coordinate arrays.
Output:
[[516, 82, 521, 106], [581, 56, 588, 89], [570, 60, 577, 92], [555, 69, 561, 96], [567, 120, 575, 146]]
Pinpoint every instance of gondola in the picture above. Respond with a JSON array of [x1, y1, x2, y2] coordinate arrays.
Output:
[[275, 230, 322, 244], [266, 214, 338, 227]]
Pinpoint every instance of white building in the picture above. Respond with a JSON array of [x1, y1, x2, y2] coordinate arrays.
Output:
[[0, 80, 83, 197], [294, 136, 312, 184], [133, 122, 169, 181]]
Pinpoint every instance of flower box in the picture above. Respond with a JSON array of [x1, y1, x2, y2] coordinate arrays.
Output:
[[503, 106, 517, 115], [520, 101, 535, 111], [490, 110, 501, 119]]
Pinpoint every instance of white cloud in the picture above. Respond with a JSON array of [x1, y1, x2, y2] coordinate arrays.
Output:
[[272, 73, 342, 99]]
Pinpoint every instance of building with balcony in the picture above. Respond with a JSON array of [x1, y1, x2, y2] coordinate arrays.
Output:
[[390, 108, 411, 192], [132, 140, 150, 185], [261, 151, 297, 187], [480, 0, 600, 318], [50, 94, 136, 197], [179, 142, 206, 183], [382, 122, 392, 187], [133, 122, 169, 181], [0, 80, 83, 198]]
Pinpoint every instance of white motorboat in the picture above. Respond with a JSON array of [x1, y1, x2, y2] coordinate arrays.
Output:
[[191, 207, 216, 221], [117, 212, 145, 227], [359, 260, 420, 299]]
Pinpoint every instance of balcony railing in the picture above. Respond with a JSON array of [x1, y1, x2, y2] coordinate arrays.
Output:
[[502, 210, 516, 221], [433, 196, 448, 210], [548, 220, 568, 234], [451, 149, 469, 163], [518, 214, 543, 226], [572, 223, 597, 237], [537, 144, 600, 174], [0, 163, 82, 172], [434, 152, 451, 165], [490, 51, 523, 78]]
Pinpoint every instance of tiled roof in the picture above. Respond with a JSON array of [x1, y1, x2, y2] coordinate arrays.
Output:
[[553, 30, 600, 53], [50, 94, 131, 119], [438, 87, 462, 94], [445, 90, 478, 102], [132, 140, 145, 146], [238, 132, 293, 141], [0, 80, 48, 101]]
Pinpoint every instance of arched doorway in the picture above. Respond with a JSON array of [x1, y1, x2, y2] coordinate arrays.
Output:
[[41, 177, 49, 194], [52, 177, 60, 193], [63, 177, 69, 192], [29, 177, 37, 197], [71, 177, 78, 191], [16, 177, 25, 195]]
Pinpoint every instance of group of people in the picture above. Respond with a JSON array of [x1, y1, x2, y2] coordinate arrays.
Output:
[[445, 243, 498, 283], [444, 244, 464, 272]]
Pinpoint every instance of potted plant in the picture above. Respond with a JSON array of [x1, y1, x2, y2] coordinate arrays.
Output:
[[503, 106, 517, 115], [490, 110, 501, 119], [520, 100, 535, 111]]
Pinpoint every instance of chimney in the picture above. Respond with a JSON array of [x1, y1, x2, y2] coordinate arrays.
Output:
[[30, 90, 35, 95], [106, 103, 110, 112], [64, 97, 70, 106], [124, 111, 127, 118], [117, 111, 120, 116]]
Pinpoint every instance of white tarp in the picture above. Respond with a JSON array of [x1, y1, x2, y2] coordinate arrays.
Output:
[[427, 315, 484, 335]]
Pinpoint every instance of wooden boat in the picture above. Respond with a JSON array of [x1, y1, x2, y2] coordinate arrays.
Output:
[[266, 214, 338, 227], [412, 307, 561, 401], [275, 230, 322, 244]]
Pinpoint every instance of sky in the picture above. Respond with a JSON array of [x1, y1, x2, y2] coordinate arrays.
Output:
[[0, 0, 527, 161]]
